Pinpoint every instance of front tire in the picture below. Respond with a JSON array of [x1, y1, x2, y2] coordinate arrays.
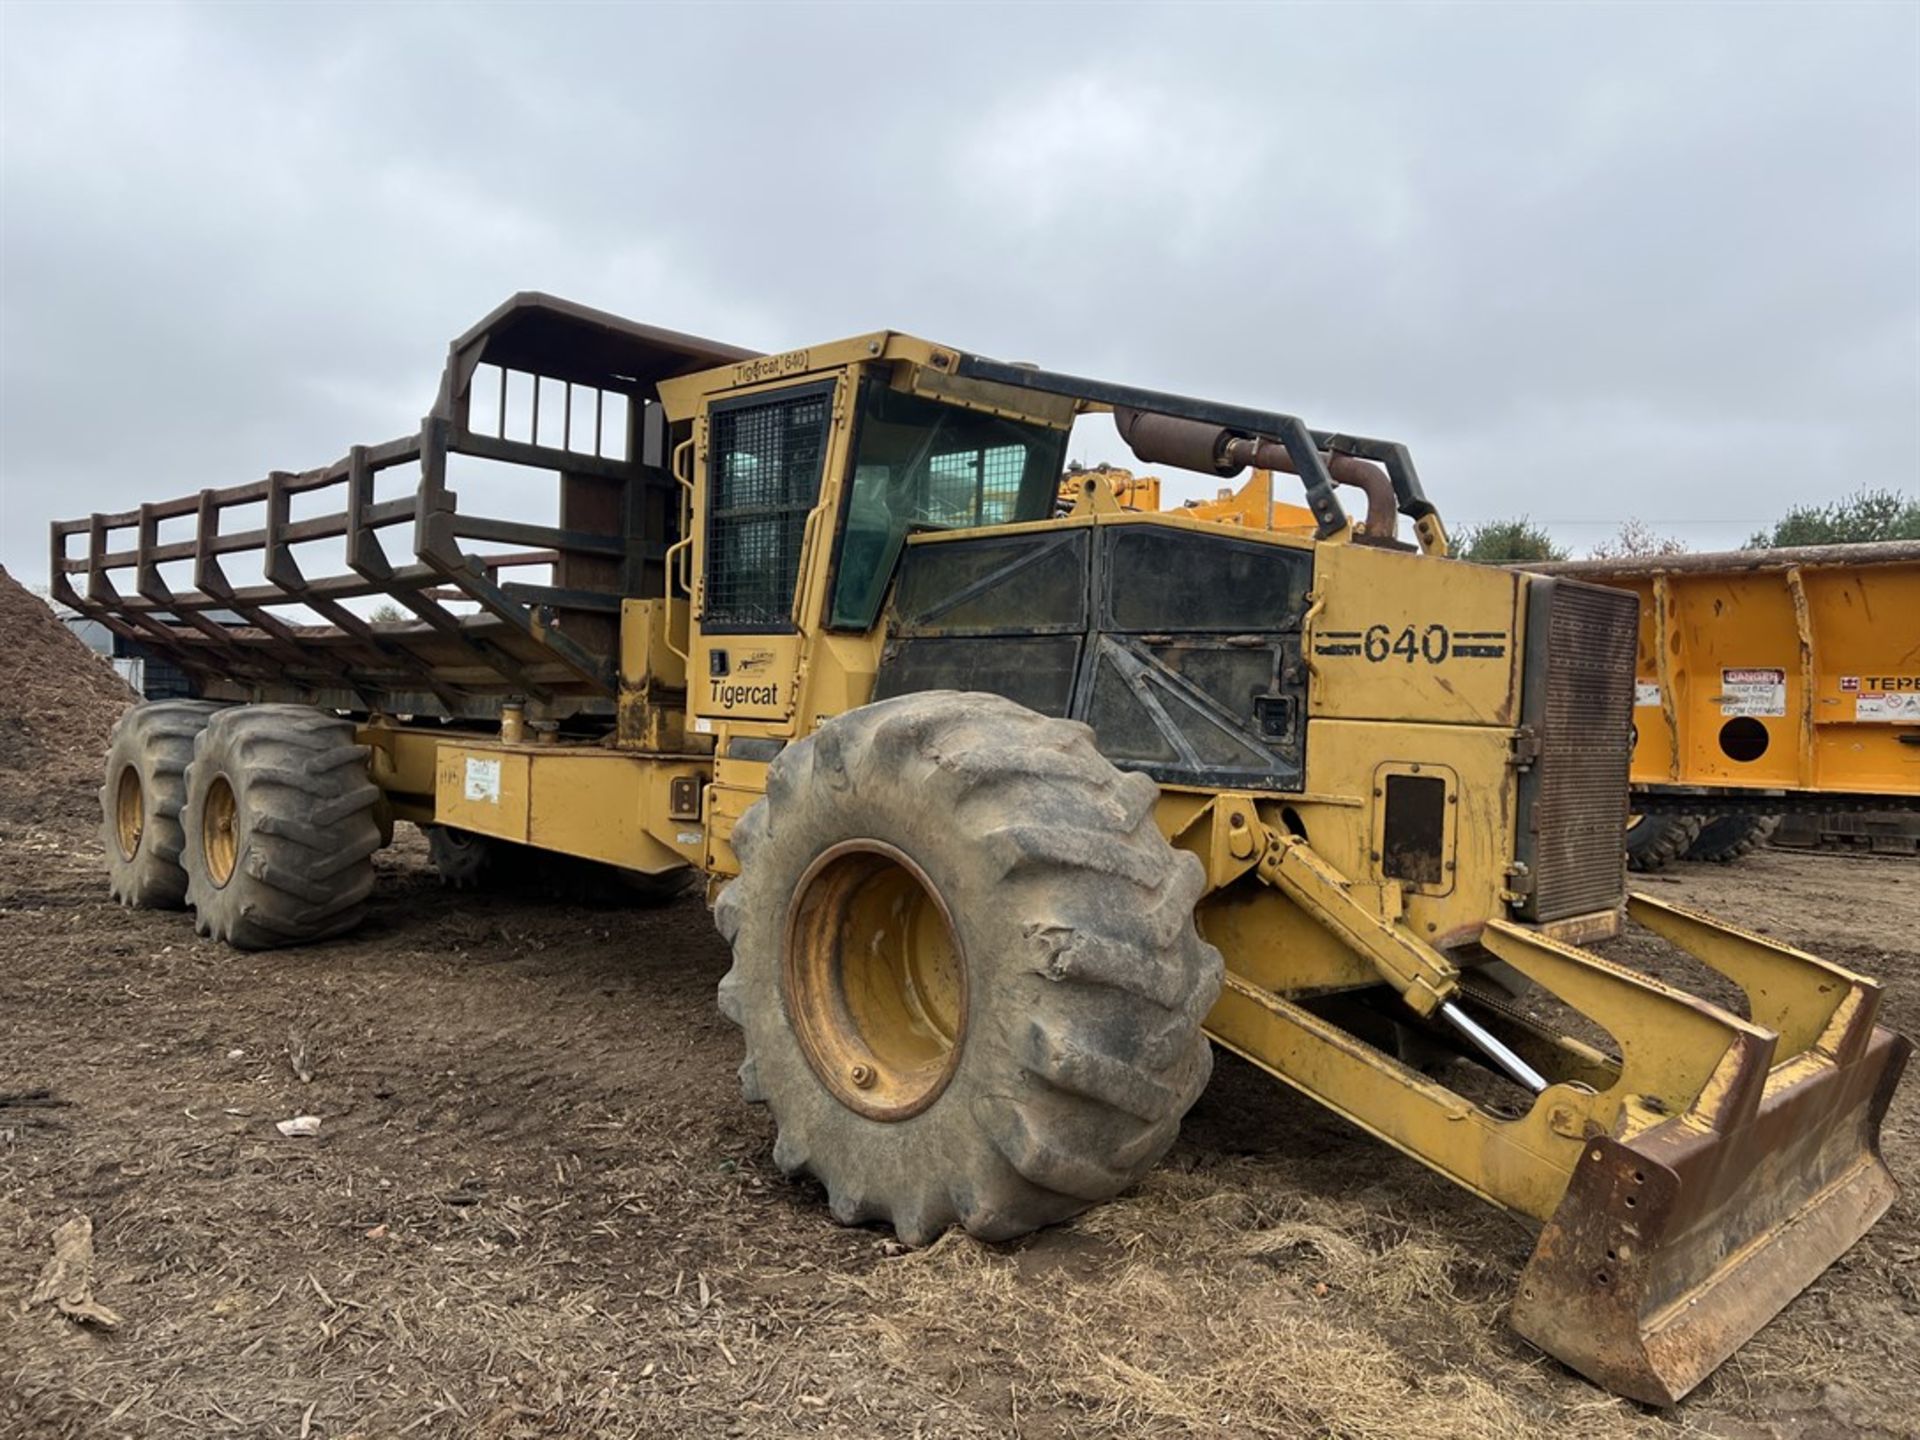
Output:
[[181, 706, 381, 949], [715, 691, 1222, 1245]]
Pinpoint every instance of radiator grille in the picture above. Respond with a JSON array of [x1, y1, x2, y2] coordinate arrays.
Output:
[[1516, 578, 1639, 921]]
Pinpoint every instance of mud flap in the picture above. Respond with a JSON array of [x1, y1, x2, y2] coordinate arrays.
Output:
[[1506, 895, 1911, 1404]]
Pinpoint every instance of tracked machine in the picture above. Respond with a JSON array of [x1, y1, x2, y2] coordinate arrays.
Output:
[[55, 295, 1909, 1403]]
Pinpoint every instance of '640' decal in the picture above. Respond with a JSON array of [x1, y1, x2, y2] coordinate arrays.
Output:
[[1314, 624, 1507, 663]]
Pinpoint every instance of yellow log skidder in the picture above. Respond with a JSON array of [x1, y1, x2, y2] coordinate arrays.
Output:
[[55, 294, 1909, 1404]]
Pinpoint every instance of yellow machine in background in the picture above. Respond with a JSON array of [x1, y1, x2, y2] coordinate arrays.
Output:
[[1599, 542, 1920, 794], [1527, 544, 1920, 863], [1067, 464, 1321, 533], [56, 294, 1909, 1404]]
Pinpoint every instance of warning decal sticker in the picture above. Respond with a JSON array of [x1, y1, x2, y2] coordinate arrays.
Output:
[[1634, 682, 1662, 709], [1721, 667, 1786, 718], [1857, 691, 1920, 724], [464, 756, 502, 804]]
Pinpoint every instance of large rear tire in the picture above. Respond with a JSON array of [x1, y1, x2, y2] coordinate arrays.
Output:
[[1625, 813, 1703, 873], [715, 691, 1222, 1245], [1685, 813, 1781, 863], [181, 705, 382, 949], [99, 700, 224, 908]]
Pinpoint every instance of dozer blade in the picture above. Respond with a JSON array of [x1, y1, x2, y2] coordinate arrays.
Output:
[[1487, 895, 1911, 1405]]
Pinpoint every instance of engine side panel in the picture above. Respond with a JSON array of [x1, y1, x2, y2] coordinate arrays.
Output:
[[874, 519, 1313, 791]]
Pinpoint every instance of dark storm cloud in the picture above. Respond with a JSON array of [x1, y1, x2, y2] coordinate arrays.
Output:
[[2, 1, 1915, 581]]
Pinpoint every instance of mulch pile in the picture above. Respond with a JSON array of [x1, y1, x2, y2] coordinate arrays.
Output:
[[0, 565, 135, 824]]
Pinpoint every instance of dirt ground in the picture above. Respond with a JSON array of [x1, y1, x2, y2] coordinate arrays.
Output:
[[2, 709, 1916, 1435]]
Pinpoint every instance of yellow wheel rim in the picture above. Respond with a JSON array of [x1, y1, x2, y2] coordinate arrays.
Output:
[[202, 775, 240, 888], [784, 840, 967, 1121], [113, 766, 145, 861]]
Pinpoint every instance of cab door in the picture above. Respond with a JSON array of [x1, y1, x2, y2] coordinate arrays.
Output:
[[689, 375, 847, 735]]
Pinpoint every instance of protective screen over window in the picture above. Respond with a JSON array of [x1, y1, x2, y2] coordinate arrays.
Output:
[[704, 383, 832, 632]]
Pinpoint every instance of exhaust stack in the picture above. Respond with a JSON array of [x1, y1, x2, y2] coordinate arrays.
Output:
[[1113, 404, 1399, 541]]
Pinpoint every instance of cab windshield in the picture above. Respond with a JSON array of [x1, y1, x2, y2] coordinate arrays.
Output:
[[827, 380, 1068, 630]]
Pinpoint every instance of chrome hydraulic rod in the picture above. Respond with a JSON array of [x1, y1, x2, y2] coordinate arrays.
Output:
[[1440, 1000, 1549, 1093]]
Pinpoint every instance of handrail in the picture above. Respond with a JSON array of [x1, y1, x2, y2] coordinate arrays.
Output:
[[661, 436, 697, 661]]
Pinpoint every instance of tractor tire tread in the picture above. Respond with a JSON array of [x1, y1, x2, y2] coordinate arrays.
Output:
[[181, 706, 381, 950], [717, 690, 1221, 1249], [99, 700, 225, 909], [1685, 813, 1783, 864], [1625, 813, 1705, 873]]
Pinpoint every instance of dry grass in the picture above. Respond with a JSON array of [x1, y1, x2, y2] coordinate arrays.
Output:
[[826, 1160, 1680, 1440]]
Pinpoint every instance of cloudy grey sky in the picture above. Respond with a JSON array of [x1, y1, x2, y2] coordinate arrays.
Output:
[[3, 1, 1915, 587]]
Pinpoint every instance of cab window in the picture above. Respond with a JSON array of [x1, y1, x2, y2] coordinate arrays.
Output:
[[703, 380, 834, 633], [827, 380, 1068, 631]]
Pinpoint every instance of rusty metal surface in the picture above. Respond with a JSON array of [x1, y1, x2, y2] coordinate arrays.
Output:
[[1112, 404, 1400, 540], [1517, 538, 1920, 579], [1513, 577, 1638, 921], [1510, 962, 1911, 1403], [435, 290, 758, 402]]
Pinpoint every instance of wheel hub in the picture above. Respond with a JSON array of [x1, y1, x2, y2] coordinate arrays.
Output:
[[113, 766, 144, 861], [202, 775, 239, 888], [784, 840, 967, 1121]]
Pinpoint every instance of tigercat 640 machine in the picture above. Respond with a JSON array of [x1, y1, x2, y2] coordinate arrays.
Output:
[[54, 294, 1908, 1404]]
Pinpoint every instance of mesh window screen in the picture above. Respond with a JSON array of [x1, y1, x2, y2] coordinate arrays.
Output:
[[926, 445, 1030, 526], [705, 386, 832, 631]]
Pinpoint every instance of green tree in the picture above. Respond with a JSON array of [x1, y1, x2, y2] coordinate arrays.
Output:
[[368, 602, 404, 624], [1748, 488, 1920, 548], [1590, 518, 1687, 561], [1453, 517, 1567, 563]]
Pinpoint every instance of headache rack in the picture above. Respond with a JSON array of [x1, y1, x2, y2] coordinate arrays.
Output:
[[49, 294, 756, 721]]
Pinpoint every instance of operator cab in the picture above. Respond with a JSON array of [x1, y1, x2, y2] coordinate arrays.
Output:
[[660, 335, 1442, 742]]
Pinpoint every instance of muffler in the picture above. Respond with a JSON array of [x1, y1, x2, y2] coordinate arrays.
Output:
[[1113, 405, 1399, 540]]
